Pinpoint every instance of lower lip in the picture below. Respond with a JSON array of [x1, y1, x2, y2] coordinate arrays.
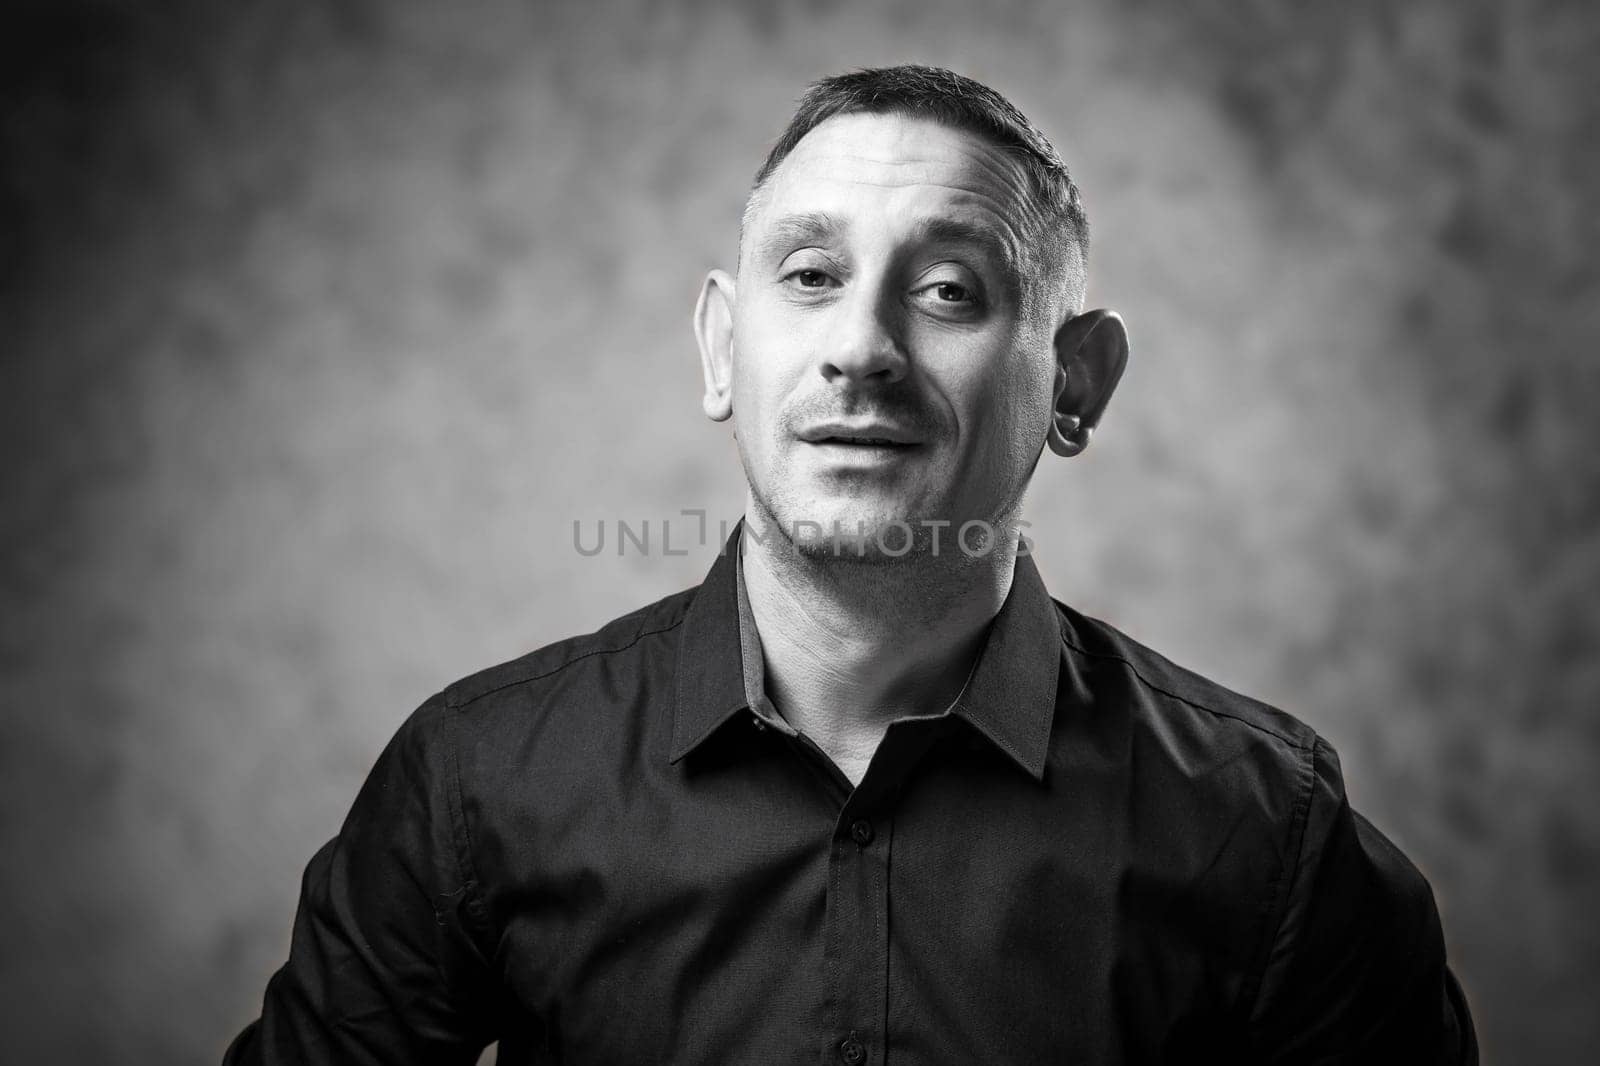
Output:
[[804, 441, 921, 465]]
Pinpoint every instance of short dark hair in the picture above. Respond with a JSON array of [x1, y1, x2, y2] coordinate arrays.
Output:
[[747, 65, 1089, 297]]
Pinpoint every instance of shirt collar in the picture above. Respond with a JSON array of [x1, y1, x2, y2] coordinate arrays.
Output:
[[669, 529, 750, 761], [733, 535, 800, 738], [671, 522, 1063, 780]]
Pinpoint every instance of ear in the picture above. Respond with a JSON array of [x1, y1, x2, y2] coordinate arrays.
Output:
[[694, 270, 736, 422], [1047, 308, 1129, 457]]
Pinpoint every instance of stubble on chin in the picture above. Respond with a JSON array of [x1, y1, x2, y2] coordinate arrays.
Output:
[[746, 478, 1015, 567]]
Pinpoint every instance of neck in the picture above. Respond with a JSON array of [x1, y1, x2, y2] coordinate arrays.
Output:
[[740, 503, 1018, 782]]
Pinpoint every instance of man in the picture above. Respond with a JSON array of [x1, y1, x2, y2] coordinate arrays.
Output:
[[227, 66, 1476, 1064]]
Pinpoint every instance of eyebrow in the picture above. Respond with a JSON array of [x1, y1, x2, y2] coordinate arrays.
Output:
[[753, 211, 849, 264], [907, 217, 1022, 277], [754, 210, 1022, 281]]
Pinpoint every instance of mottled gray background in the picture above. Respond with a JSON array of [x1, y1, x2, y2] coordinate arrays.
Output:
[[4, 0, 1597, 1063]]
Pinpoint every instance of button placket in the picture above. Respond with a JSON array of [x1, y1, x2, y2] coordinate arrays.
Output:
[[823, 721, 938, 1066], [823, 809, 888, 1066]]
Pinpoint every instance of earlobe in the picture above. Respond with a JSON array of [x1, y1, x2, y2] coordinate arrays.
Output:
[[1047, 308, 1129, 458], [694, 270, 736, 423], [1047, 413, 1087, 458], [1046, 362, 1086, 457]]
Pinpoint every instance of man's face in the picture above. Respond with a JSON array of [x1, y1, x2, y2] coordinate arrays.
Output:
[[728, 112, 1065, 555]]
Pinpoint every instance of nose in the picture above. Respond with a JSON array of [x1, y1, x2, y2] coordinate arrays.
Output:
[[819, 284, 907, 387]]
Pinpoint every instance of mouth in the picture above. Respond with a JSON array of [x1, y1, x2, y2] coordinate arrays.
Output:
[[797, 422, 922, 449], [811, 435, 917, 448]]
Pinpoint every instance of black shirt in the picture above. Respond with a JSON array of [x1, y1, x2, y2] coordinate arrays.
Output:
[[226, 533, 1476, 1064]]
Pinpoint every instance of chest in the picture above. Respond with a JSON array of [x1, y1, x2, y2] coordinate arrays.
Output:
[[473, 737, 1268, 1064]]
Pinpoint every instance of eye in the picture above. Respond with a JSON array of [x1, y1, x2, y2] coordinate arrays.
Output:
[[780, 265, 839, 292], [912, 274, 984, 318]]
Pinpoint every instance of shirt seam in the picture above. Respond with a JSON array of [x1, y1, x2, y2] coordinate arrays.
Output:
[[1056, 621, 1314, 752], [437, 614, 690, 963], [828, 840, 843, 1058], [441, 698, 496, 959], [1238, 734, 1321, 1024], [444, 616, 688, 712]]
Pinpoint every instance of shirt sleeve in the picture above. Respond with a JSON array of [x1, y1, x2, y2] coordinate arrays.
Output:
[[223, 694, 499, 1065], [1245, 736, 1477, 1064]]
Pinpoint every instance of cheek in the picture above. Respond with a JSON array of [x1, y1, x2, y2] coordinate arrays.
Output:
[[957, 345, 1054, 459], [732, 307, 803, 395], [1003, 337, 1057, 431], [729, 326, 794, 455], [1008, 372, 1054, 441], [728, 323, 772, 411], [732, 367, 785, 438]]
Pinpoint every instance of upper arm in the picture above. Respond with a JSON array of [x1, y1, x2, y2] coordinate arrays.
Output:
[[224, 694, 500, 1065], [1246, 738, 1477, 1064]]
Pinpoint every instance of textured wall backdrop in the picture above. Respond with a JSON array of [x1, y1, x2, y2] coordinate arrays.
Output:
[[4, 1, 1598, 1063]]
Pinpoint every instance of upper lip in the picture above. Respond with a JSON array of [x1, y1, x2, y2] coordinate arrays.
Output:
[[797, 420, 921, 446]]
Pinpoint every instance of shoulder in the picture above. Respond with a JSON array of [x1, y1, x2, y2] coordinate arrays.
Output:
[[1047, 603, 1345, 984], [1049, 612, 1471, 1053], [397, 583, 700, 785], [1053, 600, 1322, 814], [440, 584, 696, 712], [1054, 599, 1319, 757], [1050, 600, 1330, 894]]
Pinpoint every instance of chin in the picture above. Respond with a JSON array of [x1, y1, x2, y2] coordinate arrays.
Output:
[[758, 494, 947, 562]]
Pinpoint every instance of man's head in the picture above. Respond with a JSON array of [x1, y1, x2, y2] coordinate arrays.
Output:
[[695, 66, 1128, 561], [745, 66, 1090, 317]]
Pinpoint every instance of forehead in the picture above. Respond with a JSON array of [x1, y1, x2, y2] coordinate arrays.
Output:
[[748, 112, 1036, 258]]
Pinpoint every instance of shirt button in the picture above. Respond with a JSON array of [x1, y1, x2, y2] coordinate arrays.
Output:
[[751, 713, 767, 732], [850, 819, 874, 846], [840, 1036, 866, 1064]]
